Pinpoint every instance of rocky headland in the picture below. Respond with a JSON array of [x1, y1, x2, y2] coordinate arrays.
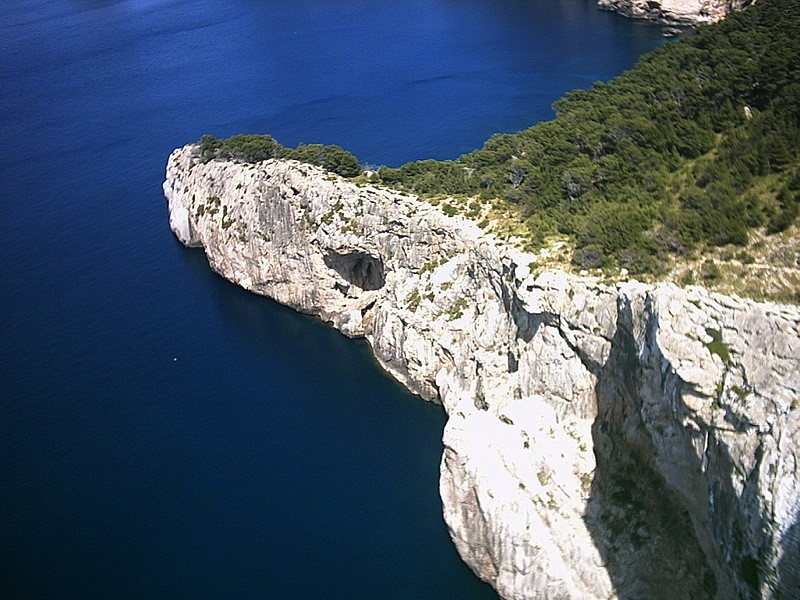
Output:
[[165, 145, 799, 599], [597, 0, 754, 24]]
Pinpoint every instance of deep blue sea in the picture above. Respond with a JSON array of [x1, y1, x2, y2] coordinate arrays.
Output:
[[1, 1, 665, 597]]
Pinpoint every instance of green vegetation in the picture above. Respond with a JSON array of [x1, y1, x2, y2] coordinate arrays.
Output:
[[705, 327, 732, 364], [447, 297, 469, 320], [731, 385, 750, 401], [405, 288, 422, 312], [373, 0, 800, 274], [194, 0, 798, 288], [198, 133, 362, 178]]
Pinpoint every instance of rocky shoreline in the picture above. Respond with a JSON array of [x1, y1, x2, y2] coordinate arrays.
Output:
[[598, 0, 754, 25], [165, 145, 799, 599]]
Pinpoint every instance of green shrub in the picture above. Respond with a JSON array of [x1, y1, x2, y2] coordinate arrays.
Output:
[[198, 134, 362, 178], [700, 260, 722, 282], [705, 327, 732, 364]]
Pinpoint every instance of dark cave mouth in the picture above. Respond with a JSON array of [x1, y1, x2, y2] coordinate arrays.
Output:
[[324, 251, 385, 291]]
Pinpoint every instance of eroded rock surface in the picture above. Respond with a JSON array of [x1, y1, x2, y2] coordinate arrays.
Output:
[[165, 145, 799, 599], [597, 0, 754, 24]]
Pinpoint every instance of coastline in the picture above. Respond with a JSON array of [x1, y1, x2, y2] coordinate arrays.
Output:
[[597, 0, 753, 26], [165, 146, 799, 598]]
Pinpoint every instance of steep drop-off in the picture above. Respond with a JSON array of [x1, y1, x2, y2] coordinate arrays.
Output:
[[598, 0, 754, 24], [165, 145, 799, 599]]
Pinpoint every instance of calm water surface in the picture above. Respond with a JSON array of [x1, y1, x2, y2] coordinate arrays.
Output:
[[0, 1, 664, 597]]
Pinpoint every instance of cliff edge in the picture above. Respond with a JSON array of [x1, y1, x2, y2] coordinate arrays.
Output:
[[165, 145, 799, 599], [597, 0, 754, 24]]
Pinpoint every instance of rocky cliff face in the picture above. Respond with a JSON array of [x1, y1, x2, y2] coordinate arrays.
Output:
[[597, 0, 754, 24], [165, 145, 799, 599]]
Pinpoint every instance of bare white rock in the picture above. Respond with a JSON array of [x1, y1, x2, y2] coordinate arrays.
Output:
[[596, 0, 753, 25], [165, 145, 799, 599]]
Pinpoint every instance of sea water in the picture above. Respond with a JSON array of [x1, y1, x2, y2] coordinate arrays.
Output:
[[0, 1, 664, 597]]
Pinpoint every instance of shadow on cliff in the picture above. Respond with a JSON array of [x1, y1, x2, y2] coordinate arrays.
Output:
[[776, 517, 800, 598], [580, 297, 760, 599]]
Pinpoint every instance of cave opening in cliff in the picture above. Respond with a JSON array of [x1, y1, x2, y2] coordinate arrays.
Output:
[[323, 251, 386, 291]]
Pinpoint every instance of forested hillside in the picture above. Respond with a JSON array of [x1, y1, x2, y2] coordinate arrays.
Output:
[[376, 0, 799, 276], [195, 0, 798, 296]]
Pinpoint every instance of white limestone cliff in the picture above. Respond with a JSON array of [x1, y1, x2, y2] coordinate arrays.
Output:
[[165, 145, 799, 599], [597, 0, 754, 25]]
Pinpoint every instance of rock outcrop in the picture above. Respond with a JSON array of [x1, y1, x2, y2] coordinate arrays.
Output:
[[165, 145, 799, 599], [597, 0, 754, 24]]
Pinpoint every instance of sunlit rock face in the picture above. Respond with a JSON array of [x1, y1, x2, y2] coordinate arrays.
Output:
[[597, 0, 754, 25], [165, 144, 799, 599]]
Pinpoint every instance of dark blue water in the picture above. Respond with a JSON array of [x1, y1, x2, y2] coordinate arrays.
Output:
[[0, 1, 664, 598]]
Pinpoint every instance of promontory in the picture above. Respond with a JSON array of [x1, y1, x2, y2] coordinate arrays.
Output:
[[164, 145, 798, 598]]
